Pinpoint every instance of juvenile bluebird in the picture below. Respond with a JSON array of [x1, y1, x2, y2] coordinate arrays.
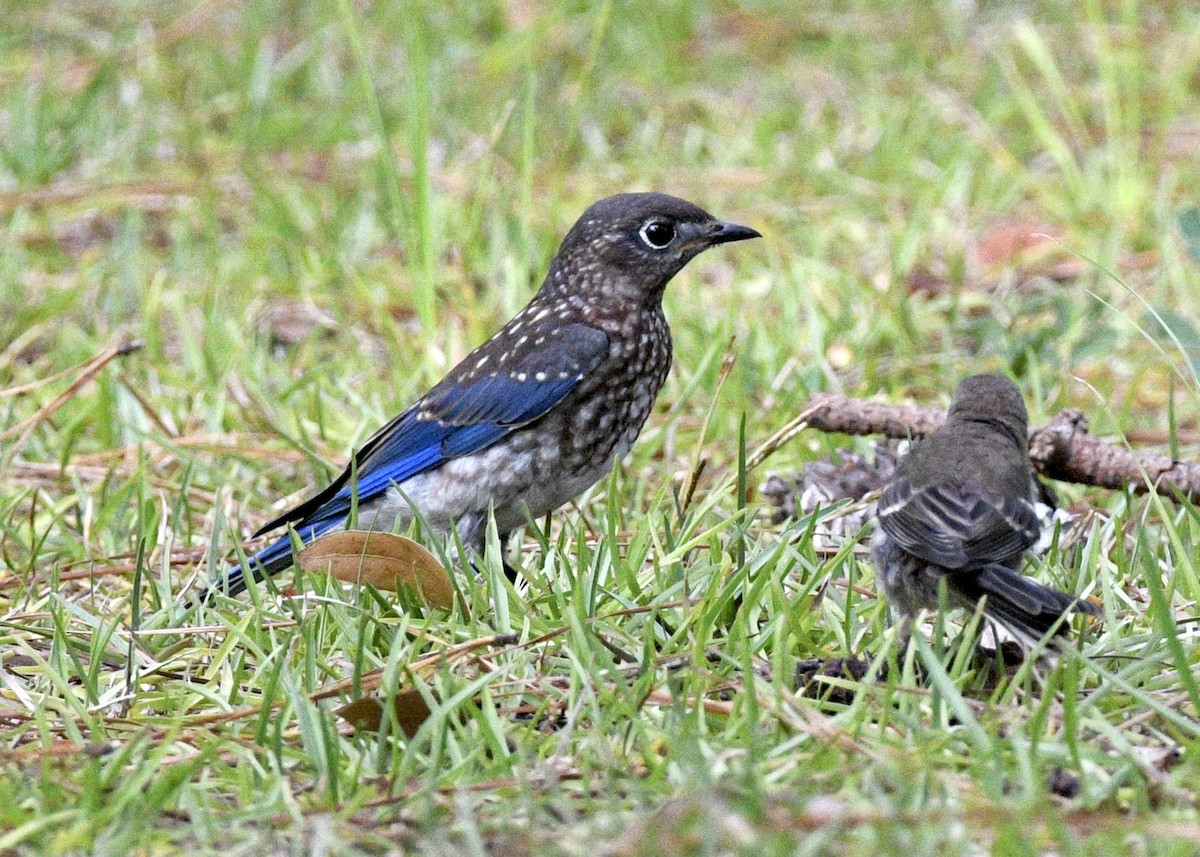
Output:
[[198, 193, 759, 600], [872, 374, 1099, 651]]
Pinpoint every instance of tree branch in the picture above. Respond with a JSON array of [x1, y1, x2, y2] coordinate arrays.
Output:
[[803, 392, 1200, 504]]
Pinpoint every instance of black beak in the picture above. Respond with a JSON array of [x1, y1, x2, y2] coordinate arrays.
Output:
[[706, 220, 762, 246]]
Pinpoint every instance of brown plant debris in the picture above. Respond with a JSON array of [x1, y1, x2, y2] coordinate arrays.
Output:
[[760, 446, 897, 524], [795, 392, 1200, 504]]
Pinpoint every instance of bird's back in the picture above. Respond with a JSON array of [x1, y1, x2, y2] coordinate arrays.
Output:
[[900, 418, 1032, 502]]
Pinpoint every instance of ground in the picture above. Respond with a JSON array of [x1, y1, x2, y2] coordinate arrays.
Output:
[[2, 1, 1200, 854]]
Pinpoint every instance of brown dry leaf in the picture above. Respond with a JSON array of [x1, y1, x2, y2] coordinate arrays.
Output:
[[298, 531, 454, 609], [973, 219, 1064, 270], [336, 688, 432, 737]]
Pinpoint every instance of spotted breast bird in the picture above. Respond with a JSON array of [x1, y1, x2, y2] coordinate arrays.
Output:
[[872, 374, 1100, 651], [197, 193, 759, 600]]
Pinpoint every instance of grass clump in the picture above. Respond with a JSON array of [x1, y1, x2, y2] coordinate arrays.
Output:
[[2, 1, 1200, 853]]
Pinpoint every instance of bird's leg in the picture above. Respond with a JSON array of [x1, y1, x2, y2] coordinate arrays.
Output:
[[500, 531, 520, 583], [884, 610, 923, 682], [888, 607, 914, 655], [465, 530, 521, 583]]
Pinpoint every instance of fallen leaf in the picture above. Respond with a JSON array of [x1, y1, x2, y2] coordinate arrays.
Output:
[[336, 687, 432, 737], [298, 531, 454, 609], [973, 219, 1063, 269]]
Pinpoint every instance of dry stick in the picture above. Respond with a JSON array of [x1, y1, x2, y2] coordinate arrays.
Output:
[[0, 339, 145, 469], [801, 392, 1200, 503], [746, 400, 825, 472], [7, 460, 221, 512], [180, 599, 700, 730], [678, 338, 738, 516], [180, 632, 521, 728], [0, 563, 140, 591]]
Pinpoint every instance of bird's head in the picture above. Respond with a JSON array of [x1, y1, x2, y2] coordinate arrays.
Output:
[[543, 193, 760, 304], [947, 374, 1030, 447]]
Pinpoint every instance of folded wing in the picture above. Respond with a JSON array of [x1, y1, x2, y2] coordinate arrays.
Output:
[[876, 478, 1039, 570]]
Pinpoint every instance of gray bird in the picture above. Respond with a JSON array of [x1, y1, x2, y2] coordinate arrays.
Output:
[[872, 374, 1099, 651], [198, 193, 760, 600]]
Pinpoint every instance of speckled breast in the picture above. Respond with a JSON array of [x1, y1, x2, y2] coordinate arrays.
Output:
[[558, 310, 673, 476]]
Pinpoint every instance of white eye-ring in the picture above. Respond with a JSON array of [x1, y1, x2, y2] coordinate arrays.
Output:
[[638, 220, 675, 250]]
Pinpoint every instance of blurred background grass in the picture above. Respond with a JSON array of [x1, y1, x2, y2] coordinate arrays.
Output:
[[2, 1, 1200, 853]]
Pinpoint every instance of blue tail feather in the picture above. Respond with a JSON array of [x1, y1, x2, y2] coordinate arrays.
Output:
[[195, 518, 341, 603]]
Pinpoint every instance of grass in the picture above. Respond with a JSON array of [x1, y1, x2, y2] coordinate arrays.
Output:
[[2, 0, 1200, 853]]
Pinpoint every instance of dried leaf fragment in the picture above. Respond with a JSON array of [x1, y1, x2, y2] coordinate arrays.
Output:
[[298, 531, 454, 609], [336, 688, 432, 737]]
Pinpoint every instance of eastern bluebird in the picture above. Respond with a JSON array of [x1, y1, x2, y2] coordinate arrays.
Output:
[[872, 374, 1099, 651], [198, 193, 759, 600]]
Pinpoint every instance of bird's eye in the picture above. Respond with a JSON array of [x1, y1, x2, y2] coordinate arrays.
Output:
[[638, 220, 675, 250]]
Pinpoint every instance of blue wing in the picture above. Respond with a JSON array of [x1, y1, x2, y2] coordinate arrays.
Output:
[[262, 322, 610, 533], [199, 323, 610, 598], [294, 378, 578, 531]]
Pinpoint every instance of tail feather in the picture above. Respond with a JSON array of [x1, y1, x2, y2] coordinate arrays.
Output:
[[212, 536, 295, 600], [959, 563, 1099, 646], [188, 519, 341, 606]]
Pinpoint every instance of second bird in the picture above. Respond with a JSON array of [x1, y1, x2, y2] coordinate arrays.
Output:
[[872, 374, 1100, 651], [199, 192, 760, 599]]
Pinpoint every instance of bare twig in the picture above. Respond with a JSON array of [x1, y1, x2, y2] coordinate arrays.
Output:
[[0, 339, 144, 469], [802, 392, 1200, 503]]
